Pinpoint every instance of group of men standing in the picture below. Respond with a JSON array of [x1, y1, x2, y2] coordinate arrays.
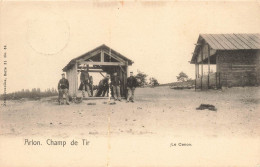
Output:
[[57, 71, 138, 105], [79, 70, 93, 98], [94, 71, 138, 102], [95, 72, 122, 101]]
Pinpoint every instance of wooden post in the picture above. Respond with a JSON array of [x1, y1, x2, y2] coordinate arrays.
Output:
[[195, 63, 197, 91], [219, 72, 221, 88], [125, 61, 129, 98], [207, 44, 210, 89], [75, 63, 78, 97], [196, 58, 199, 77], [195, 58, 197, 91], [101, 51, 104, 62], [126, 61, 129, 77], [216, 55, 220, 88], [108, 77, 111, 103], [216, 71, 218, 89], [66, 71, 71, 95], [109, 48, 112, 62], [201, 46, 203, 90], [197, 62, 199, 79]]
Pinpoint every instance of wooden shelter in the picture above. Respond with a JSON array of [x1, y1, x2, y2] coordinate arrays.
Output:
[[63, 44, 133, 97], [190, 34, 260, 89]]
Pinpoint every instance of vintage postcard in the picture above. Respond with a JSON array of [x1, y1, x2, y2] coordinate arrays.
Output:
[[0, 1, 259, 166]]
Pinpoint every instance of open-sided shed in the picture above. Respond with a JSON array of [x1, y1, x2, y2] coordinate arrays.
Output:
[[190, 33, 260, 89], [63, 44, 133, 97]]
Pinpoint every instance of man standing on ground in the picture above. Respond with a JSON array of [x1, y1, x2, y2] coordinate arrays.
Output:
[[126, 71, 138, 103], [79, 70, 92, 97], [58, 73, 70, 105], [111, 72, 121, 101], [101, 74, 110, 97]]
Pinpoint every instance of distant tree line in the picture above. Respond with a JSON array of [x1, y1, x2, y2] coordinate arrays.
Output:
[[135, 70, 160, 87], [0, 88, 58, 100]]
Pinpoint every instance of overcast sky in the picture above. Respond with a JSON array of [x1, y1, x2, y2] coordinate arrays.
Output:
[[1, 1, 259, 93]]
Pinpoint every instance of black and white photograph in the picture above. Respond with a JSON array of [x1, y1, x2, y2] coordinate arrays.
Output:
[[0, 1, 259, 166]]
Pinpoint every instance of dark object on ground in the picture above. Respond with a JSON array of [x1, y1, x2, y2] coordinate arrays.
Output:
[[196, 104, 217, 111], [169, 80, 195, 89], [103, 101, 116, 105], [87, 103, 96, 105], [170, 86, 194, 89], [73, 97, 82, 104]]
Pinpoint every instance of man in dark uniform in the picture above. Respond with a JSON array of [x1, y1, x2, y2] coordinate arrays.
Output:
[[126, 72, 138, 103], [95, 74, 110, 97], [58, 73, 70, 105], [111, 72, 121, 101], [78, 70, 92, 97]]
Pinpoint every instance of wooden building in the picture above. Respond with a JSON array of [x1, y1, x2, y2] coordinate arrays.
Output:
[[63, 44, 133, 97], [190, 34, 260, 89]]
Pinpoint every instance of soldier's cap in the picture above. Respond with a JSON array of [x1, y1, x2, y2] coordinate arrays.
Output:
[[130, 71, 133, 73], [61, 73, 65, 75]]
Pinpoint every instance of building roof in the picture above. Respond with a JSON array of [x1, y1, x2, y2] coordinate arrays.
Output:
[[190, 33, 260, 63], [63, 44, 134, 71], [201, 34, 260, 50]]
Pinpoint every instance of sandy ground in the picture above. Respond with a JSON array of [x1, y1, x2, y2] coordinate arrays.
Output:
[[0, 86, 260, 166], [1, 86, 259, 138]]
